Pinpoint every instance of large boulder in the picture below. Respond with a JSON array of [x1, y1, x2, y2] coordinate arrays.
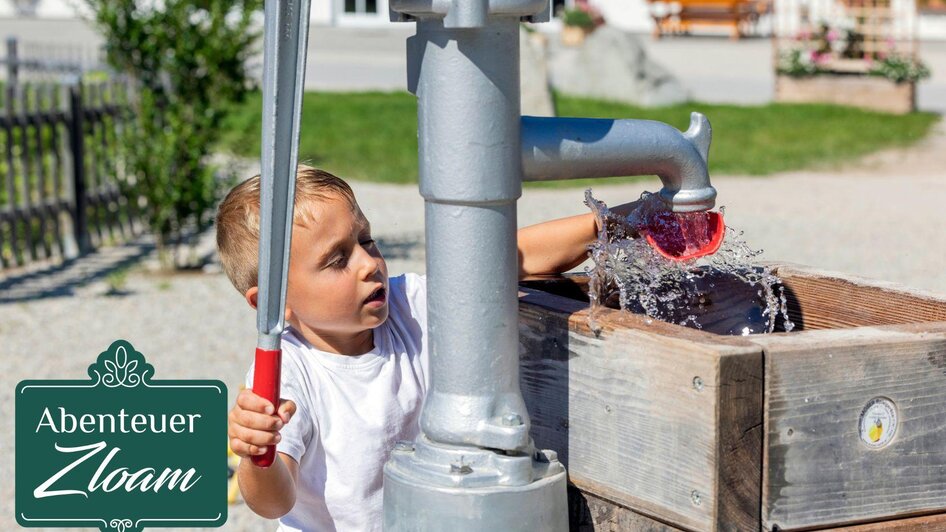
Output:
[[548, 26, 688, 107], [520, 27, 556, 116]]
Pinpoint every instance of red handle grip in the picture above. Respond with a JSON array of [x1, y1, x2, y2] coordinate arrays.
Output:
[[251, 347, 282, 468]]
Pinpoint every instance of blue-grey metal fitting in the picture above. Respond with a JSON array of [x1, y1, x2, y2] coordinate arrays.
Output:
[[521, 112, 717, 212], [390, 0, 550, 27]]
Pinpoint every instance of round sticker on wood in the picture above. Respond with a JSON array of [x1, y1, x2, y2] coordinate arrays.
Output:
[[859, 397, 898, 448]]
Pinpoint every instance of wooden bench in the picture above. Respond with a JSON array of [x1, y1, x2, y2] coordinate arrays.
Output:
[[648, 0, 770, 39]]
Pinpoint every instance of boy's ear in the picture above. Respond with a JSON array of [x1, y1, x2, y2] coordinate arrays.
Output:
[[245, 286, 294, 322], [244, 286, 259, 310]]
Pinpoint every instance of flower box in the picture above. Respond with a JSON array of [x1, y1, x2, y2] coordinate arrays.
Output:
[[561, 25, 591, 46], [775, 73, 916, 114]]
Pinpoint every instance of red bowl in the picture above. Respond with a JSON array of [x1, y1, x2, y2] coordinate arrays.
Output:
[[643, 210, 726, 262]]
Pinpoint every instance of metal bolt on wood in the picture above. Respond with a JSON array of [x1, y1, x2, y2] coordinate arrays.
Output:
[[691, 490, 703, 506]]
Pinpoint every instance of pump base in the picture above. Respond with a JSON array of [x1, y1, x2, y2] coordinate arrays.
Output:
[[382, 440, 568, 531]]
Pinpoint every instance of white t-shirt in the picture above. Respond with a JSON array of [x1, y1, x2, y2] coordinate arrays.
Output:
[[244, 273, 428, 532]]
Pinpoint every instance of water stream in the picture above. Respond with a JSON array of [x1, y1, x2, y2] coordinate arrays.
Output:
[[585, 189, 795, 336]]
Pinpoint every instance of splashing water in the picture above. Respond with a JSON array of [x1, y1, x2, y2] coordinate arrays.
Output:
[[585, 189, 794, 336]]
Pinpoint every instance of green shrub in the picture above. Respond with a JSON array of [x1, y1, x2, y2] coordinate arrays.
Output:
[[870, 55, 932, 84], [83, 0, 261, 265], [562, 8, 596, 29]]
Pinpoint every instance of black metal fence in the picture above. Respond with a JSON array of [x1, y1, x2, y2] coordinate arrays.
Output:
[[0, 37, 139, 271]]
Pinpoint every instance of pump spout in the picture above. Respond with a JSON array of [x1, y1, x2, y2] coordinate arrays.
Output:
[[521, 112, 716, 212]]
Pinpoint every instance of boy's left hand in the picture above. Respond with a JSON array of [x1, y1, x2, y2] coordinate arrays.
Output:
[[228, 388, 296, 460]]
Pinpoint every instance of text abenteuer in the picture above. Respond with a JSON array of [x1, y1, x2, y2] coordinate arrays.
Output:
[[36, 407, 202, 434]]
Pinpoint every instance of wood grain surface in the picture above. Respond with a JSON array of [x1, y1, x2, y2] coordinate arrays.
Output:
[[519, 287, 762, 531], [753, 323, 946, 531], [771, 264, 946, 331], [569, 482, 687, 532], [820, 512, 946, 531]]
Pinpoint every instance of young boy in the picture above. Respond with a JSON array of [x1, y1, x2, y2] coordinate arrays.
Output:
[[217, 165, 628, 531]]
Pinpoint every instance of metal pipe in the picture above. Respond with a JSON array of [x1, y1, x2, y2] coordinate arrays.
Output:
[[521, 112, 716, 212], [415, 17, 528, 451]]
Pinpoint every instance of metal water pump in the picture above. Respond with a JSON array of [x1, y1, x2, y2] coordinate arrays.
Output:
[[256, 0, 716, 527], [380, 1, 717, 529]]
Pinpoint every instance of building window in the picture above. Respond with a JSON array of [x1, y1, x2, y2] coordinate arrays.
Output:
[[344, 0, 377, 14], [553, 0, 568, 17]]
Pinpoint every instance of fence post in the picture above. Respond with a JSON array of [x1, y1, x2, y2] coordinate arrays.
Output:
[[68, 81, 91, 254], [6, 37, 17, 89]]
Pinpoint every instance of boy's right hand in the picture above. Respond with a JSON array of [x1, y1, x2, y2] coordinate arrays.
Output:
[[228, 388, 296, 460]]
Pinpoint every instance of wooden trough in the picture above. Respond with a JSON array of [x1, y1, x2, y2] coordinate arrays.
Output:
[[517, 263, 946, 531]]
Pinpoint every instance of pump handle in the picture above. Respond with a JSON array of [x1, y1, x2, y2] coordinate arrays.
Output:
[[251, 347, 282, 468]]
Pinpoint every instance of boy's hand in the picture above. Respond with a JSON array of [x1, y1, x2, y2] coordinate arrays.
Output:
[[228, 388, 296, 460]]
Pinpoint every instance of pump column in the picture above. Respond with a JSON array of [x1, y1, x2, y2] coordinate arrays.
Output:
[[382, 13, 568, 532], [416, 18, 528, 451]]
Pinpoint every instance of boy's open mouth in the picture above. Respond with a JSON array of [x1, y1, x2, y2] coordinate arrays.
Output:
[[365, 286, 386, 305]]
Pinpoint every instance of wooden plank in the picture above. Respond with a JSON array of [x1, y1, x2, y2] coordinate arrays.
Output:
[[568, 482, 686, 532], [45, 82, 67, 259], [820, 512, 946, 531], [91, 82, 122, 242], [716, 346, 764, 530], [752, 323, 946, 531], [83, 83, 104, 247], [17, 83, 38, 262], [3, 83, 21, 266], [519, 287, 763, 531], [773, 264, 946, 330], [32, 83, 55, 260]]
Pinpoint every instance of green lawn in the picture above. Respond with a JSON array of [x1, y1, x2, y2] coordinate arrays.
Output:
[[217, 91, 939, 186]]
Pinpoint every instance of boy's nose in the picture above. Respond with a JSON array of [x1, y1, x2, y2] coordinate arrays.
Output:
[[357, 246, 384, 279]]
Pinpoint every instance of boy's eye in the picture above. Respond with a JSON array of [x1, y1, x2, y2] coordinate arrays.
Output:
[[360, 238, 376, 248], [330, 255, 348, 268]]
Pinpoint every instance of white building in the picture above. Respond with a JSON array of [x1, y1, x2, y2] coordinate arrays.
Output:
[[2, 0, 943, 39], [0, 0, 652, 32]]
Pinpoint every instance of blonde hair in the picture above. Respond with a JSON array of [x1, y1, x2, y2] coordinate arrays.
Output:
[[215, 165, 357, 295]]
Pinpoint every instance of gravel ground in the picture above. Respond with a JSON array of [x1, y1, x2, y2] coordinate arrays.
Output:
[[2, 119, 945, 531]]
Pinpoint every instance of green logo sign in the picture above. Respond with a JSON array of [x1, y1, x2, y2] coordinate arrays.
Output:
[[16, 340, 228, 531]]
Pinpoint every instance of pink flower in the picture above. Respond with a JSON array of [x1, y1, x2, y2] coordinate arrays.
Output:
[[826, 29, 839, 42]]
